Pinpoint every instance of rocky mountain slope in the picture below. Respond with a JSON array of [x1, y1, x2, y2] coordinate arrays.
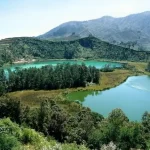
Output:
[[38, 11, 150, 51]]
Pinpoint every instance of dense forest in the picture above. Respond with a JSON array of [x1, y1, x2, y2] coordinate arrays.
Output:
[[0, 96, 150, 150], [0, 36, 150, 66], [0, 63, 99, 95]]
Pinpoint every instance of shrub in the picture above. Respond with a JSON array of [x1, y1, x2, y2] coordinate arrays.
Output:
[[0, 134, 21, 150]]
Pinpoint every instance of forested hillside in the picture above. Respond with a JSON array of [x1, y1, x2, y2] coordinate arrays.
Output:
[[0, 36, 150, 66], [0, 96, 150, 149], [0, 118, 89, 150]]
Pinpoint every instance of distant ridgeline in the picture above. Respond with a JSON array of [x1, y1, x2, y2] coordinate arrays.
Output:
[[0, 36, 150, 65]]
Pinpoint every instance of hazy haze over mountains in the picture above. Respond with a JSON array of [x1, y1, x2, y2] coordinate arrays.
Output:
[[39, 11, 150, 51]]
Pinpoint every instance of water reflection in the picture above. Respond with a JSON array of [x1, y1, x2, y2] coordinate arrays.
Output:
[[67, 90, 102, 102]]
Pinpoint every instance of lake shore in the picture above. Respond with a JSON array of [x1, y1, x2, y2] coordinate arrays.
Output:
[[6, 60, 150, 107], [11, 58, 128, 65], [13, 59, 36, 64]]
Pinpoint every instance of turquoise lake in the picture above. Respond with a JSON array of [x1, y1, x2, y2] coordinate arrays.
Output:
[[3, 60, 150, 121], [67, 75, 150, 121], [3, 60, 122, 71]]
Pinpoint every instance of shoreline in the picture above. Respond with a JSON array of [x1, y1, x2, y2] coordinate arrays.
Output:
[[8, 65, 150, 107], [11, 58, 127, 65], [13, 59, 36, 64], [5, 60, 150, 108]]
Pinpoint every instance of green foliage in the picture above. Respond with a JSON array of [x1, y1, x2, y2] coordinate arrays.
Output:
[[0, 118, 21, 150], [0, 118, 89, 150], [0, 97, 103, 147], [0, 97, 149, 149], [62, 143, 89, 150], [0, 134, 21, 150], [142, 111, 150, 137], [146, 62, 150, 72], [100, 64, 114, 72], [108, 108, 129, 126], [5, 63, 99, 92], [0, 97, 21, 123], [118, 122, 146, 149], [88, 109, 148, 150], [0, 37, 150, 64], [0, 69, 6, 95]]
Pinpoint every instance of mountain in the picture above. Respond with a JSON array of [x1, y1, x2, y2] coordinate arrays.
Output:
[[0, 36, 150, 66], [38, 11, 150, 51]]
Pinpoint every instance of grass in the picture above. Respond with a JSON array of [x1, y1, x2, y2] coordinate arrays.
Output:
[[128, 61, 150, 74], [7, 61, 150, 107], [8, 90, 64, 107], [84, 69, 133, 91]]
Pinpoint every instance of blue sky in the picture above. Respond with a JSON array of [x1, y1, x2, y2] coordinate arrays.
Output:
[[0, 0, 150, 39]]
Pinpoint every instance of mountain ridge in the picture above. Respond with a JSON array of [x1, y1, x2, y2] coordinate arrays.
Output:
[[38, 11, 150, 51]]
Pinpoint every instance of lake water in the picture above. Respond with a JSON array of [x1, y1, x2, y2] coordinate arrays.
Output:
[[4, 60, 149, 121], [3, 60, 122, 71], [67, 76, 150, 121]]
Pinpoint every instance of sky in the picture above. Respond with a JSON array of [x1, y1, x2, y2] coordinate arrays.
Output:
[[0, 0, 150, 39]]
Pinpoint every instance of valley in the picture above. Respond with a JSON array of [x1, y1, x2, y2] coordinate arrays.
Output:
[[1, 7, 150, 149], [1, 59, 150, 149]]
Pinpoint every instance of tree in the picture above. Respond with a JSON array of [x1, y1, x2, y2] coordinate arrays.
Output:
[[38, 100, 52, 135], [142, 111, 150, 133], [0, 82, 5, 96], [108, 108, 129, 126], [87, 119, 115, 149], [146, 62, 150, 72], [0, 97, 21, 123], [118, 122, 146, 149], [0, 134, 21, 150]]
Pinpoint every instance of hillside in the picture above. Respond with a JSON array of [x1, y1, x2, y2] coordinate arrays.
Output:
[[0, 118, 89, 150], [38, 11, 150, 51], [0, 36, 150, 65]]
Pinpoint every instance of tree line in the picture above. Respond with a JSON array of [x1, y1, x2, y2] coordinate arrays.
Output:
[[0, 63, 99, 94], [0, 96, 150, 150], [0, 37, 150, 65]]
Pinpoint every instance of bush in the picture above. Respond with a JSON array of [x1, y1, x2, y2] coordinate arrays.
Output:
[[0, 134, 21, 150], [100, 64, 114, 72]]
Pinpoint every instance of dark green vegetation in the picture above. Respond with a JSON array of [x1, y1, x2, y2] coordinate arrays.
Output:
[[0, 63, 99, 95], [38, 11, 150, 51], [0, 38, 12, 66], [0, 96, 150, 149], [0, 118, 89, 150], [0, 36, 150, 66], [146, 62, 150, 72]]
